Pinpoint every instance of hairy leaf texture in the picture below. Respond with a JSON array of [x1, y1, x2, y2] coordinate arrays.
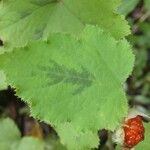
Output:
[[0, 0, 130, 49], [0, 26, 134, 150]]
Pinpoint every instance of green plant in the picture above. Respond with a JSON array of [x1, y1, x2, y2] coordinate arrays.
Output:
[[0, 118, 44, 150], [0, 118, 66, 150], [0, 0, 149, 150]]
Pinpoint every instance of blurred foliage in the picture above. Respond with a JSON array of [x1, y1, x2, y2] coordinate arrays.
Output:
[[0, 71, 7, 90], [145, 0, 150, 11], [119, 0, 150, 15], [119, 0, 150, 149], [136, 123, 150, 149], [118, 0, 140, 15], [0, 0, 150, 150], [0, 118, 44, 150], [0, 118, 66, 150]]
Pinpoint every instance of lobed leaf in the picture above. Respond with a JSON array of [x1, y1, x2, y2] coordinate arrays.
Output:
[[0, 0, 130, 50]]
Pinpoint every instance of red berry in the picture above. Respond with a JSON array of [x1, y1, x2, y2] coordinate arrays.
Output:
[[123, 115, 145, 148]]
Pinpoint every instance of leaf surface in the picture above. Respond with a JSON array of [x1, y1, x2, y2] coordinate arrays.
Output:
[[15, 137, 44, 150], [0, 26, 134, 150], [145, 0, 150, 12], [0, 118, 20, 150], [0, 71, 7, 90], [0, 0, 130, 49]]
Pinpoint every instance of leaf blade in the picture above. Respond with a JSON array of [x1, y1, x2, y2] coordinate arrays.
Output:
[[0, 25, 134, 150], [0, 0, 130, 49]]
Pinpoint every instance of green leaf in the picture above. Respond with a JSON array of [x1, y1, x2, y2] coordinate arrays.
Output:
[[118, 0, 140, 16], [138, 23, 150, 48], [116, 123, 150, 150], [0, 71, 7, 90], [0, 118, 45, 150], [0, 118, 68, 150], [0, 118, 20, 150], [0, 25, 134, 150], [14, 137, 44, 150], [144, 0, 150, 12], [0, 0, 130, 50], [133, 49, 147, 78], [136, 123, 150, 150]]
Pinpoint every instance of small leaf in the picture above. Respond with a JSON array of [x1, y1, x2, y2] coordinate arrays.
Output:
[[14, 137, 44, 150], [118, 0, 140, 16], [0, 0, 130, 50], [0, 118, 20, 150]]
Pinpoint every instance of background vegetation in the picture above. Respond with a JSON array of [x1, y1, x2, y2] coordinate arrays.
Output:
[[0, 0, 150, 149]]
